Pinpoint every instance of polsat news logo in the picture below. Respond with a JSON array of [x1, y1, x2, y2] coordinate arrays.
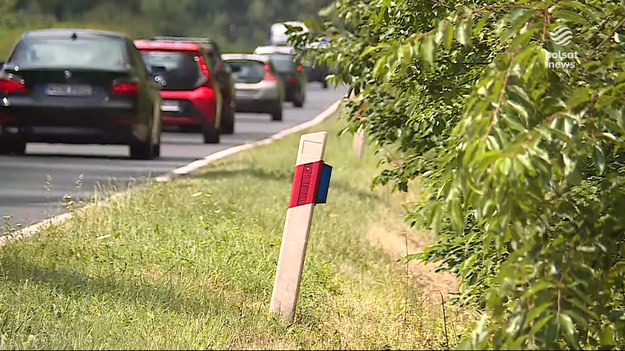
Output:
[[548, 24, 578, 69]]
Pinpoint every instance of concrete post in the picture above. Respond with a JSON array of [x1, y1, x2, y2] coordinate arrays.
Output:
[[270, 131, 328, 320]]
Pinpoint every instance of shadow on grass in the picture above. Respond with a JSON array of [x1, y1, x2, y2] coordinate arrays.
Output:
[[0, 257, 250, 320], [195, 166, 380, 202]]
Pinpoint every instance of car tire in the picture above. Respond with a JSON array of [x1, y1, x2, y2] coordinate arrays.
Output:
[[271, 107, 283, 121], [130, 133, 154, 160], [202, 122, 220, 144], [221, 104, 235, 135], [13, 140, 26, 155], [152, 142, 161, 158], [0, 139, 26, 155], [293, 89, 304, 108], [321, 80, 329, 89]]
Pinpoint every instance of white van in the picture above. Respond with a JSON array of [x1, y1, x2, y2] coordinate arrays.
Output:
[[270, 21, 308, 46]]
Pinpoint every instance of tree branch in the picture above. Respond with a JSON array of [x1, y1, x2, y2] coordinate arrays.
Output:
[[597, 17, 625, 49]]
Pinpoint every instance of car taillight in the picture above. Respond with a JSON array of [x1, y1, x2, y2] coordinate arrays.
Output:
[[196, 55, 211, 79], [289, 76, 297, 84], [0, 77, 26, 94], [263, 64, 279, 82], [297, 65, 303, 72], [112, 82, 139, 95]]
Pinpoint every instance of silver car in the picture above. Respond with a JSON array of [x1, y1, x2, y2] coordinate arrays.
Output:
[[222, 54, 284, 121]]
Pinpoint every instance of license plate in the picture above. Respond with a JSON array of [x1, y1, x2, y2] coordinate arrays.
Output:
[[236, 89, 258, 97], [161, 100, 181, 112], [46, 84, 93, 96]]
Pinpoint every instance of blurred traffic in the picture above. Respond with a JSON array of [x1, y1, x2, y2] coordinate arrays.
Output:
[[0, 21, 331, 159]]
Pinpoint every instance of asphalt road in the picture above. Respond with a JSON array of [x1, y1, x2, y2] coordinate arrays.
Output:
[[0, 83, 347, 228]]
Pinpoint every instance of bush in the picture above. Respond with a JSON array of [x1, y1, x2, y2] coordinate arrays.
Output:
[[292, 0, 625, 349]]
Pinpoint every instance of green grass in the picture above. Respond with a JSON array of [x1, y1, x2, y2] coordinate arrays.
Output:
[[0, 117, 457, 349]]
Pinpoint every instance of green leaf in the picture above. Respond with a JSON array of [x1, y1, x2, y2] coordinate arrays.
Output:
[[593, 145, 605, 174], [521, 280, 553, 299], [507, 100, 529, 121], [421, 35, 436, 66], [530, 315, 554, 336], [435, 20, 447, 45], [443, 21, 454, 49], [600, 327, 615, 347], [553, 9, 588, 25], [525, 303, 553, 325], [558, 313, 580, 349], [400, 43, 413, 63], [373, 57, 386, 78], [456, 18, 472, 46], [449, 197, 464, 232], [473, 14, 490, 35]]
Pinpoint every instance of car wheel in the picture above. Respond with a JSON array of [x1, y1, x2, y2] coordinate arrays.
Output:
[[0, 139, 26, 155], [152, 142, 161, 158], [202, 122, 220, 144], [130, 133, 154, 160], [293, 89, 304, 108], [221, 104, 235, 135], [271, 106, 283, 121]]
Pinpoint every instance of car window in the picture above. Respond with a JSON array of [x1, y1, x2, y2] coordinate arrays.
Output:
[[10, 37, 128, 70], [226, 60, 265, 84], [264, 54, 296, 73], [141, 51, 200, 91]]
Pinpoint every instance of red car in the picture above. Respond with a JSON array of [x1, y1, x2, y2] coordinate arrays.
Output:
[[134, 40, 221, 143]]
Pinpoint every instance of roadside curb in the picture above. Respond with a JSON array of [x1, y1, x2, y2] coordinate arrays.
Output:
[[0, 98, 343, 248], [155, 98, 342, 182]]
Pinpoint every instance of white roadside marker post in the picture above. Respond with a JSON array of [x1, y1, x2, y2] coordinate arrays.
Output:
[[270, 131, 333, 321], [353, 126, 365, 159]]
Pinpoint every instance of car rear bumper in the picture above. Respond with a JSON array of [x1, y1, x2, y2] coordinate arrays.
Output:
[[0, 103, 142, 144], [162, 116, 202, 126], [160, 87, 217, 126], [236, 98, 280, 113], [284, 84, 298, 101], [306, 67, 327, 82], [0, 125, 135, 144], [233, 83, 281, 112]]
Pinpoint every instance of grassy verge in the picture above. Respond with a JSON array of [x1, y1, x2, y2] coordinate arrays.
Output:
[[0, 116, 464, 349]]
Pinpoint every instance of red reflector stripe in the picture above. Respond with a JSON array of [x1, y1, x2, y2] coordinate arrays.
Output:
[[288, 161, 324, 208]]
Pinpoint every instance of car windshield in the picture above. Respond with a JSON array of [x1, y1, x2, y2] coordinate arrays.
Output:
[[265, 54, 296, 73], [141, 51, 200, 91], [10, 37, 127, 70], [227, 60, 265, 84]]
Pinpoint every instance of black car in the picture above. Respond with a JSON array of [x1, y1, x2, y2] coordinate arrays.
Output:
[[0, 29, 162, 159], [305, 62, 329, 89], [254, 46, 307, 108]]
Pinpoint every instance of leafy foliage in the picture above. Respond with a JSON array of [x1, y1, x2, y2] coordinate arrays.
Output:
[[292, 0, 625, 349]]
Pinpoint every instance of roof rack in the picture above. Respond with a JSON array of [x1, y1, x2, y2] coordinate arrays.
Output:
[[153, 36, 212, 44]]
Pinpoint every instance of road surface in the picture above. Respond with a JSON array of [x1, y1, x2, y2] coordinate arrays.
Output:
[[0, 83, 346, 228]]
